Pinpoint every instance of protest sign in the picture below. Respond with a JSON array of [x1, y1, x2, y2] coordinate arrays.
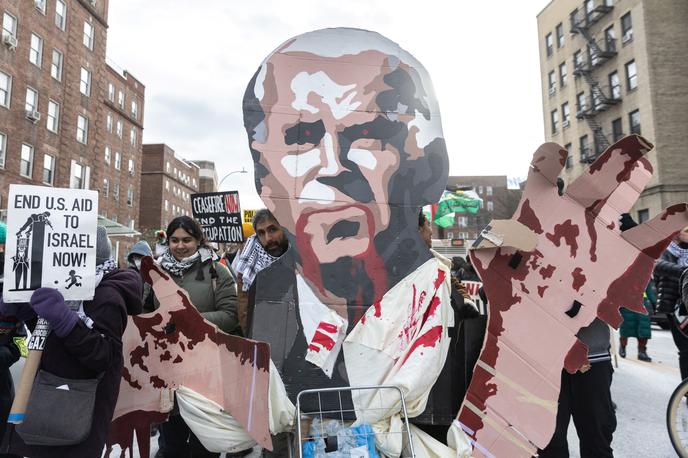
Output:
[[191, 191, 243, 243], [2, 185, 98, 302], [243, 209, 256, 224], [462, 280, 486, 315]]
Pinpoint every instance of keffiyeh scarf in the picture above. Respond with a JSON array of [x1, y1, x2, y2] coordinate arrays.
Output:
[[668, 241, 688, 267], [159, 247, 215, 277], [232, 235, 279, 291]]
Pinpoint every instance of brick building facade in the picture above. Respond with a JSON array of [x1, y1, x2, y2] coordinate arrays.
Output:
[[0, 0, 145, 261], [139, 143, 199, 236]]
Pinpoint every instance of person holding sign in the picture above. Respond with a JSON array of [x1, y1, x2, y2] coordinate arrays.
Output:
[[1, 226, 143, 458], [147, 216, 238, 458]]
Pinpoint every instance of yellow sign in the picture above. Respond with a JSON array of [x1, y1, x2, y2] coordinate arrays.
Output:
[[243, 209, 256, 223]]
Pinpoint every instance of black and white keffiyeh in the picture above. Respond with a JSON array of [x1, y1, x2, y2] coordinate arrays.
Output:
[[232, 235, 279, 291], [668, 241, 688, 268], [158, 247, 215, 277]]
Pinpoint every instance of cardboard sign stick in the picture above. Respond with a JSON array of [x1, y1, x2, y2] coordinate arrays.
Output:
[[8, 318, 50, 424]]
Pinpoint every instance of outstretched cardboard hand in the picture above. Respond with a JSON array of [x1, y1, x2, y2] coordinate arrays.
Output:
[[456, 135, 688, 457]]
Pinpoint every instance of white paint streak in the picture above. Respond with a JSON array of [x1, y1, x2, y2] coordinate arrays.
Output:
[[408, 109, 443, 149], [290, 71, 361, 120], [280, 148, 321, 177], [320, 133, 338, 174], [299, 180, 335, 204], [347, 148, 377, 170], [254, 63, 267, 101]]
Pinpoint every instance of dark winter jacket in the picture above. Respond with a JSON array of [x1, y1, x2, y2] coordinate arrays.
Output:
[[4, 268, 142, 458], [654, 248, 686, 314]]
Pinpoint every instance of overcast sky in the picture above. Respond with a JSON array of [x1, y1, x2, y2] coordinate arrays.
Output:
[[106, 1, 550, 209]]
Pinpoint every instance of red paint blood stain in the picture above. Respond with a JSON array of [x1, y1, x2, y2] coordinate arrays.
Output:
[[638, 156, 653, 173], [310, 330, 336, 352], [528, 249, 544, 271], [318, 322, 338, 333], [564, 339, 589, 374], [122, 366, 141, 390], [641, 231, 678, 260], [584, 196, 610, 262], [372, 300, 382, 318], [539, 264, 556, 280], [607, 222, 616, 230], [160, 350, 172, 362], [660, 203, 688, 221], [401, 325, 442, 365], [537, 285, 548, 297], [422, 296, 441, 323], [130, 341, 150, 372], [545, 219, 580, 257], [572, 267, 586, 292], [597, 252, 654, 328], [520, 282, 530, 294], [107, 410, 169, 458], [588, 147, 615, 174], [531, 154, 547, 173], [150, 375, 166, 388], [517, 199, 544, 234], [558, 149, 568, 166], [173, 355, 182, 363], [434, 269, 446, 289]]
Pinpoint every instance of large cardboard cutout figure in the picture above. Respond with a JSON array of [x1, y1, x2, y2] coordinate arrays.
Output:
[[242, 26, 452, 420]]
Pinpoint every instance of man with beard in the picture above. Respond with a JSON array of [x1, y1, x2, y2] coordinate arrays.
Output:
[[242, 27, 453, 438]]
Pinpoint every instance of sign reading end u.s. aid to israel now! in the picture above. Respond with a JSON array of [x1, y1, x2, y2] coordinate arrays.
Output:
[[2, 185, 99, 302], [190, 191, 244, 243]]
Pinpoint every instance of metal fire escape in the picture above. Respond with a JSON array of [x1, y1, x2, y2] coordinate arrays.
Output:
[[571, 2, 620, 163]]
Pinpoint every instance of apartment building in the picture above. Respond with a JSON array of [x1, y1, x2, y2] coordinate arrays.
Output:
[[0, 0, 145, 233], [191, 160, 218, 194], [537, 0, 688, 221]]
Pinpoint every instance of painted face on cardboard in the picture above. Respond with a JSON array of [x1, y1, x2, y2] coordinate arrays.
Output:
[[252, 50, 433, 264]]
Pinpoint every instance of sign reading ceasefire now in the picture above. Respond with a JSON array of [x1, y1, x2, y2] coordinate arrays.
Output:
[[191, 191, 244, 243]]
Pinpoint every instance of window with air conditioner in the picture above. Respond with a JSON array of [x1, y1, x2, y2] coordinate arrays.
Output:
[[25, 87, 39, 118], [51, 49, 63, 81], [0, 132, 6, 168], [43, 154, 55, 185], [55, 0, 67, 30], [548, 71, 556, 94], [20, 144, 34, 178], [29, 34, 43, 67], [0, 71, 11, 108], [3, 13, 17, 40], [47, 100, 59, 133], [76, 115, 88, 144], [128, 159, 134, 175], [83, 21, 94, 50], [621, 12, 633, 43], [80, 67, 91, 96]]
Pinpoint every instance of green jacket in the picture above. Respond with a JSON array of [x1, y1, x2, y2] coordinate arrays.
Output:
[[147, 259, 239, 334]]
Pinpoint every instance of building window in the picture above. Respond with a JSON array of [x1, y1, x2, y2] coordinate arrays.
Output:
[[131, 100, 138, 119], [108, 83, 115, 101], [55, 0, 66, 30], [2, 13, 17, 40], [486, 186, 493, 196], [34, 0, 46, 14], [127, 186, 134, 206], [80, 67, 91, 96], [625, 60, 637, 91], [550, 109, 559, 134], [0, 132, 6, 168], [0, 71, 11, 108], [611, 118, 623, 142], [556, 23, 564, 48], [116, 120, 123, 138], [128, 158, 134, 175], [478, 185, 483, 195], [29, 34, 43, 67], [104, 146, 111, 165], [165, 179, 170, 191], [545, 33, 553, 56], [604, 25, 616, 52], [629, 109, 641, 134], [564, 143, 573, 169], [573, 50, 583, 69], [562, 102, 570, 126], [47, 100, 59, 133], [25, 87, 38, 113], [487, 201, 494, 212], [164, 200, 169, 211], [166, 161, 170, 172], [43, 154, 54, 185], [559, 62, 567, 87], [114, 151, 121, 170], [118, 90, 124, 109], [113, 183, 120, 201], [76, 115, 88, 144], [106, 113, 113, 132], [20, 144, 34, 178], [83, 21, 94, 50], [548, 71, 556, 94], [129, 129, 136, 146], [609, 71, 621, 99], [637, 209, 649, 223], [103, 178, 109, 197], [587, 44, 599, 67], [579, 135, 590, 161], [576, 91, 587, 113], [621, 12, 633, 43], [51, 49, 63, 81]]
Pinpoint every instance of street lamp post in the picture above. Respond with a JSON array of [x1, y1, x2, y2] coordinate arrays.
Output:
[[218, 167, 248, 189]]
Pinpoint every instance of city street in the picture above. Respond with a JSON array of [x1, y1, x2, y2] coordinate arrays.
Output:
[[10, 324, 682, 457]]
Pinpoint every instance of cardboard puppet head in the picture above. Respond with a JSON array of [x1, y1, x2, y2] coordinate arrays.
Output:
[[242, 27, 450, 406]]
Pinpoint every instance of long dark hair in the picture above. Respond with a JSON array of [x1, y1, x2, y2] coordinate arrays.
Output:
[[166, 216, 208, 247]]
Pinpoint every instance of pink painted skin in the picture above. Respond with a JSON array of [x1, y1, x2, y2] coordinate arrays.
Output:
[[457, 135, 688, 457], [107, 258, 272, 457]]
